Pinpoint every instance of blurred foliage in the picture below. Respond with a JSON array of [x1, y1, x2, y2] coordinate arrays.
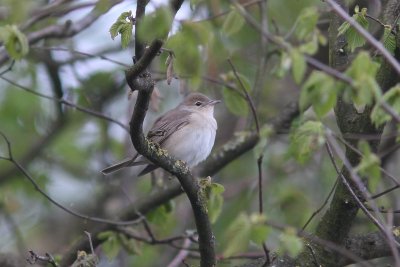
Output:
[[0, 0, 398, 266], [338, 5, 369, 52]]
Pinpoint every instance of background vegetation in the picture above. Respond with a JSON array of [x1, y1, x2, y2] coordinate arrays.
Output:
[[0, 0, 399, 266]]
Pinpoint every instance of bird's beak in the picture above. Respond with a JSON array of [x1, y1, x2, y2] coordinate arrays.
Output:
[[207, 99, 221, 106]]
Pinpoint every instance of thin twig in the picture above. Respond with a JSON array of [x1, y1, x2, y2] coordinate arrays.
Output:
[[325, 134, 400, 251], [31, 46, 130, 67], [227, 59, 260, 134], [84, 231, 95, 255], [0, 76, 129, 132], [0, 131, 144, 226], [334, 133, 400, 187], [27, 250, 58, 267], [324, 0, 400, 75], [371, 185, 400, 199], [0, 60, 15, 76], [233, 0, 400, 126], [302, 178, 339, 231], [365, 14, 386, 27], [227, 58, 270, 264]]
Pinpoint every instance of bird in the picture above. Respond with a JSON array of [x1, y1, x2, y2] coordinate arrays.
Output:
[[101, 92, 220, 176]]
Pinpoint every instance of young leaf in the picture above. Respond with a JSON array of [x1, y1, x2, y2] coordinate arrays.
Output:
[[338, 6, 369, 52], [290, 49, 306, 84], [344, 52, 380, 107], [207, 183, 225, 224], [382, 26, 396, 55], [147, 203, 173, 225], [279, 228, 303, 257], [223, 213, 252, 257], [299, 71, 337, 117], [295, 6, 319, 41], [298, 31, 320, 55], [288, 120, 326, 164], [249, 214, 269, 244], [180, 21, 212, 45], [222, 87, 248, 116], [222, 7, 245, 36], [0, 25, 29, 60], [98, 231, 121, 261], [371, 85, 400, 126], [120, 23, 133, 48], [118, 232, 142, 255], [273, 52, 291, 78], [109, 11, 133, 48], [137, 7, 173, 43], [355, 141, 381, 191]]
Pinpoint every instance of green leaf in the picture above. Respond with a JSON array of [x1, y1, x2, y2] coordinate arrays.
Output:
[[279, 228, 303, 257], [290, 49, 306, 84], [299, 71, 337, 117], [288, 120, 326, 164], [273, 52, 291, 78], [109, 22, 125, 40], [219, 70, 251, 114], [222, 87, 248, 116], [0, 25, 29, 60], [109, 11, 133, 48], [94, 0, 113, 13], [355, 141, 381, 191], [382, 26, 396, 55], [98, 231, 121, 261], [298, 31, 319, 55], [223, 213, 252, 257], [222, 7, 245, 36], [120, 23, 133, 48], [371, 85, 400, 126], [147, 202, 173, 225], [254, 125, 273, 157], [295, 6, 319, 41], [249, 214, 269, 244], [338, 6, 369, 52], [137, 7, 173, 43], [180, 21, 212, 45], [166, 33, 202, 78], [344, 52, 380, 106], [207, 183, 225, 224], [118, 232, 141, 255]]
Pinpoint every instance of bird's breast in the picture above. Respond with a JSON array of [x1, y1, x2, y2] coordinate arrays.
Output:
[[163, 112, 217, 167]]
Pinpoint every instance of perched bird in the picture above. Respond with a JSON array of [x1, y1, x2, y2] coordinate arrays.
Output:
[[102, 93, 220, 176]]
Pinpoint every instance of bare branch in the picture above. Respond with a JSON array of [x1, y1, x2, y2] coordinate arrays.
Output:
[[0, 131, 145, 226], [0, 0, 123, 66], [0, 76, 129, 132]]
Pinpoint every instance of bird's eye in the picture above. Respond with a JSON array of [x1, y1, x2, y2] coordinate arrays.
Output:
[[195, 101, 202, 106]]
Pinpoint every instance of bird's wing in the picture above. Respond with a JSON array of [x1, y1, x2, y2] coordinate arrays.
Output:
[[147, 109, 191, 146]]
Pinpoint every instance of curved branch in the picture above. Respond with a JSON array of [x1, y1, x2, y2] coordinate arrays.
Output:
[[59, 94, 300, 266]]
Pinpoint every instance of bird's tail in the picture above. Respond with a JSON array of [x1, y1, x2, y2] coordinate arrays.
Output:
[[101, 154, 147, 175]]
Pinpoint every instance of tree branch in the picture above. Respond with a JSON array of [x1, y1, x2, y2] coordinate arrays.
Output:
[[0, 0, 123, 67], [59, 94, 300, 266]]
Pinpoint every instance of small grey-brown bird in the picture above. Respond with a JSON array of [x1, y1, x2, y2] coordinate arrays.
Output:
[[101, 93, 220, 176]]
